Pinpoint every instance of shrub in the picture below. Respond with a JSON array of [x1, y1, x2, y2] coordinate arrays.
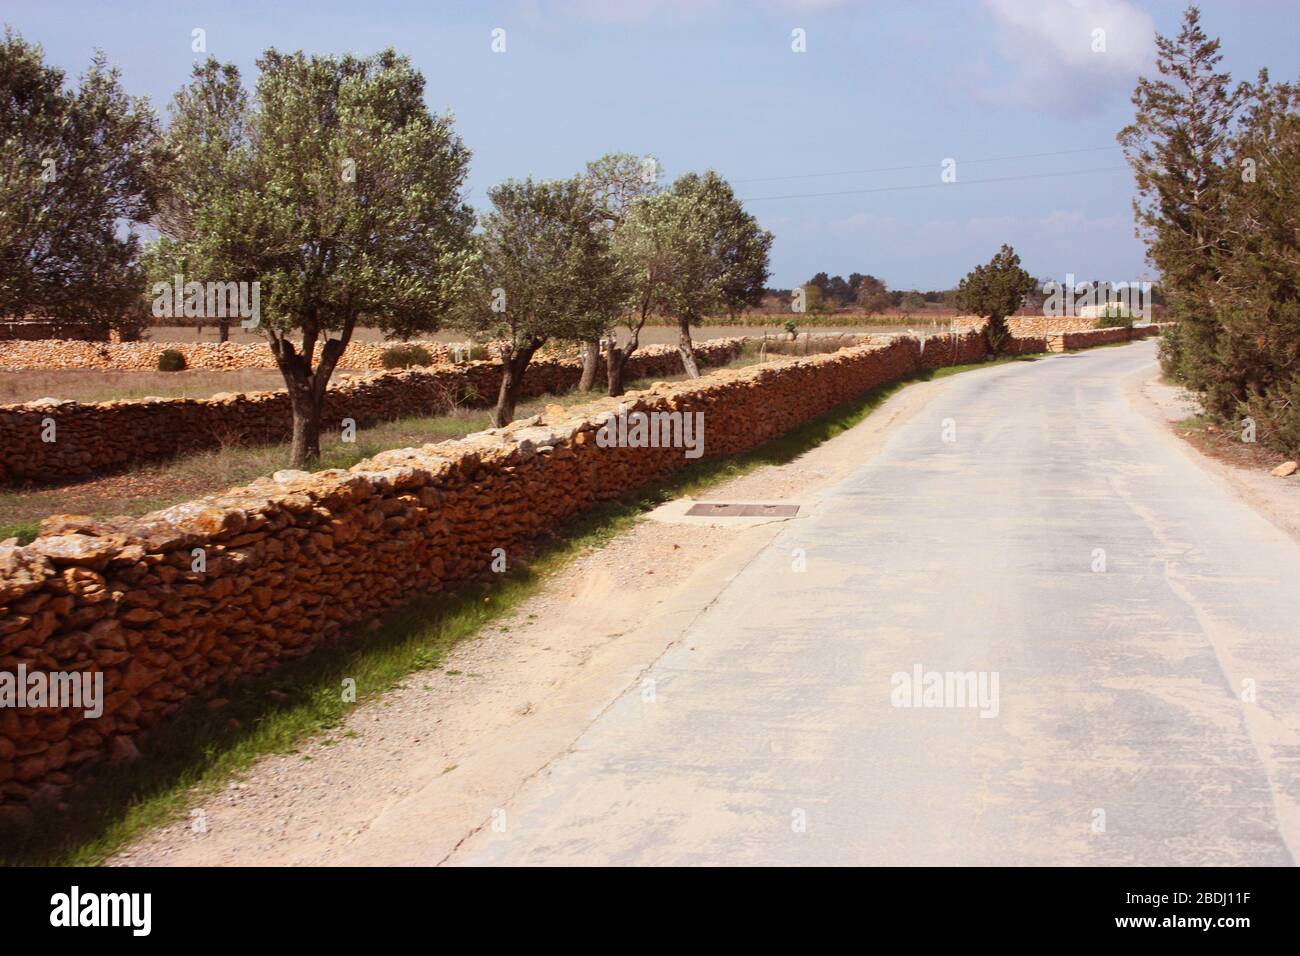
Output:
[[157, 348, 187, 372], [784, 319, 797, 336], [380, 343, 434, 369], [1096, 309, 1134, 329], [955, 244, 1035, 356]]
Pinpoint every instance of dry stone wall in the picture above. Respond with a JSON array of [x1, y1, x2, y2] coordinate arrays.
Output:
[[0, 338, 473, 372], [0, 328, 1162, 807], [0, 339, 746, 486], [952, 315, 1107, 335], [1059, 326, 1142, 349]]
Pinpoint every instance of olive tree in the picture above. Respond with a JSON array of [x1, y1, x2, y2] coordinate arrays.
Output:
[[955, 244, 1035, 356], [147, 59, 252, 342], [0, 31, 163, 337], [151, 51, 476, 465], [607, 190, 687, 396], [658, 171, 771, 377], [453, 177, 627, 426], [575, 152, 661, 389]]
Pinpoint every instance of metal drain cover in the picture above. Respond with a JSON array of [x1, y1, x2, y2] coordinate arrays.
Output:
[[685, 503, 799, 518]]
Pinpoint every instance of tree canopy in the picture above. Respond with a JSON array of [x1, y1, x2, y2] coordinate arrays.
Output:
[[150, 49, 476, 463], [453, 176, 627, 424], [956, 244, 1035, 354], [0, 30, 163, 337], [646, 171, 771, 376], [1120, 4, 1299, 456]]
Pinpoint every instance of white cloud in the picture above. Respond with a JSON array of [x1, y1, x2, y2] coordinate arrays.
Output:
[[980, 0, 1155, 115]]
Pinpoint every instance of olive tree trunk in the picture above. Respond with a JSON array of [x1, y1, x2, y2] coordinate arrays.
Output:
[[270, 322, 353, 468], [609, 338, 642, 397], [676, 316, 700, 379], [287, 379, 322, 464], [578, 339, 600, 390], [492, 341, 541, 427]]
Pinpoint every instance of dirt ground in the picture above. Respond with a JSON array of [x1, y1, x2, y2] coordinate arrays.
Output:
[[0, 368, 289, 405], [1133, 370, 1300, 545]]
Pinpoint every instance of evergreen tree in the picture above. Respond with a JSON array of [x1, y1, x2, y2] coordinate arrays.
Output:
[[1118, 5, 1254, 387], [955, 245, 1034, 356]]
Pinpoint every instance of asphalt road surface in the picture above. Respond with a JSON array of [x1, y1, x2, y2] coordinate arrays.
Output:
[[449, 341, 1300, 866]]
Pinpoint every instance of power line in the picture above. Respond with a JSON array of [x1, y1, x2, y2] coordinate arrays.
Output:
[[733, 145, 1123, 185], [742, 165, 1130, 202]]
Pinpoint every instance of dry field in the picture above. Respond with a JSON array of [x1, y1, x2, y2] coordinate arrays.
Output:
[[0, 367, 289, 405]]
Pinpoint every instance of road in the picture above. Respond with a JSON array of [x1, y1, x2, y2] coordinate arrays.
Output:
[[447, 341, 1300, 866]]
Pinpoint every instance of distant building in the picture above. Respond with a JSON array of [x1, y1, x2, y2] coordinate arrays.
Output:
[[1077, 303, 1132, 320]]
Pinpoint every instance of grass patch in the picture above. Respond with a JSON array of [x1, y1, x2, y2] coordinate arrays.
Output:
[[0, 520, 41, 545], [1171, 413, 1290, 472], [1, 350, 1019, 866], [927, 353, 1039, 380]]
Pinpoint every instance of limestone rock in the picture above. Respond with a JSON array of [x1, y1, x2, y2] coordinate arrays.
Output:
[[28, 534, 122, 570], [0, 547, 55, 604]]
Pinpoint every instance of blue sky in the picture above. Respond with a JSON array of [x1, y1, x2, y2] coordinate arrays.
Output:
[[5, 0, 1295, 289]]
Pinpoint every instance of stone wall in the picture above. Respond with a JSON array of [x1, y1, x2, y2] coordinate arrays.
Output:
[[0, 339, 746, 486], [949, 323, 1161, 353], [0, 328, 1161, 806], [952, 315, 1106, 335], [0, 338, 484, 372], [1058, 326, 1149, 350]]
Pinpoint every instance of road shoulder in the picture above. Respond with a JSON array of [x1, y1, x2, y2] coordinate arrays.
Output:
[[1126, 366, 1300, 547]]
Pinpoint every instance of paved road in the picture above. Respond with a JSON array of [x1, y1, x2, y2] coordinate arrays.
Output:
[[450, 341, 1300, 865]]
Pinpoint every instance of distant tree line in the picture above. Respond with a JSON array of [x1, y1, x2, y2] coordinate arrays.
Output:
[[758, 275, 1166, 318], [761, 276, 940, 315]]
